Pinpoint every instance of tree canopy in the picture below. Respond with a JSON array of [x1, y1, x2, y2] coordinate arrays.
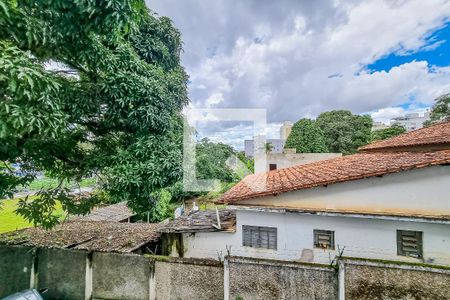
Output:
[[0, 0, 188, 227], [316, 110, 372, 154], [195, 138, 236, 182], [285, 119, 328, 153], [424, 94, 450, 126], [370, 124, 406, 142]]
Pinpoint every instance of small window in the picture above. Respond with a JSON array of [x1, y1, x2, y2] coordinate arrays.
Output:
[[269, 164, 277, 171], [397, 230, 423, 258], [242, 225, 277, 250], [314, 229, 335, 250]]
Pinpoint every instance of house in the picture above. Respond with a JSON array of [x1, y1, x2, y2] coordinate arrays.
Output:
[[163, 122, 450, 266], [158, 209, 236, 258]]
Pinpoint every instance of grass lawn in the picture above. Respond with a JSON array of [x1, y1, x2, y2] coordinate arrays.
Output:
[[0, 198, 65, 233]]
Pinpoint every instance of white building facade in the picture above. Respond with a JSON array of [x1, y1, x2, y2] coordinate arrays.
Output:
[[244, 138, 286, 157], [176, 165, 450, 266], [391, 112, 430, 132]]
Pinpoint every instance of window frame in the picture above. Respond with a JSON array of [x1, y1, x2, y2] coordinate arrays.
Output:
[[313, 229, 335, 250], [269, 163, 277, 171], [397, 230, 423, 259], [242, 225, 277, 250]]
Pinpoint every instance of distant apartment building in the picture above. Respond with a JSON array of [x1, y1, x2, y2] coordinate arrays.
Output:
[[280, 121, 293, 140], [391, 112, 430, 132], [244, 138, 285, 157], [244, 121, 292, 157]]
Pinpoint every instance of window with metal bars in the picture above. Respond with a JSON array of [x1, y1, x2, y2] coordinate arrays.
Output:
[[242, 225, 277, 250], [397, 230, 423, 259], [314, 229, 335, 250]]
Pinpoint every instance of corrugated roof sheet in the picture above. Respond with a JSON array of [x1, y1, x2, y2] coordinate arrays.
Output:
[[217, 150, 450, 204], [359, 121, 450, 152], [158, 209, 236, 233], [0, 221, 160, 253], [71, 202, 135, 222]]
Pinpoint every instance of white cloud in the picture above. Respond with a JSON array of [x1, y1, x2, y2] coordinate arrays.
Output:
[[150, 0, 450, 145], [370, 107, 406, 124]]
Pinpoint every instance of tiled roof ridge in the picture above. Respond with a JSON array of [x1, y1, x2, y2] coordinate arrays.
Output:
[[217, 150, 450, 204], [359, 121, 450, 151]]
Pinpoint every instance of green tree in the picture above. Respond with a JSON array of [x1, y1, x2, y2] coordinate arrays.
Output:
[[316, 110, 372, 154], [370, 124, 406, 142], [167, 139, 243, 203], [424, 94, 450, 126], [265, 142, 274, 153], [195, 138, 236, 182], [285, 119, 328, 153], [0, 1, 188, 227]]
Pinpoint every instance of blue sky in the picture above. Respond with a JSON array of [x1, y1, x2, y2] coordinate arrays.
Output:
[[151, 0, 450, 146], [369, 22, 450, 72]]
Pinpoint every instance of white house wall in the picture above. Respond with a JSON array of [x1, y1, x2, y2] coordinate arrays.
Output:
[[182, 210, 450, 266], [237, 165, 450, 216]]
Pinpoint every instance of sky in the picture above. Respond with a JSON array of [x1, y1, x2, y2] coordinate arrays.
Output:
[[148, 0, 450, 149]]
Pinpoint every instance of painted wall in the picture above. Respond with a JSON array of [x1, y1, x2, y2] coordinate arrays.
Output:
[[181, 210, 450, 266], [238, 165, 450, 216]]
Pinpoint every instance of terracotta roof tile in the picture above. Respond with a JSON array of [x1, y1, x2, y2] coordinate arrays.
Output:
[[217, 150, 450, 204], [0, 221, 160, 253], [359, 121, 450, 152]]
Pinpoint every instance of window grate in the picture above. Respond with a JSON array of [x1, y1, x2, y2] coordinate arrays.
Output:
[[397, 230, 423, 259], [242, 225, 277, 250], [314, 229, 335, 250]]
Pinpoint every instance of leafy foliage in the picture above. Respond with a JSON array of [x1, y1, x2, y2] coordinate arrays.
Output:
[[195, 138, 236, 182], [168, 140, 247, 203], [265, 142, 274, 153], [316, 110, 373, 154], [285, 119, 328, 153], [424, 94, 450, 126], [0, 0, 188, 226], [371, 124, 406, 142]]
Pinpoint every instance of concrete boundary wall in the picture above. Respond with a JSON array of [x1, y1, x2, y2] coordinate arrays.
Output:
[[2, 245, 450, 300], [226, 256, 338, 300], [151, 256, 224, 300], [341, 258, 450, 300], [0, 245, 35, 297]]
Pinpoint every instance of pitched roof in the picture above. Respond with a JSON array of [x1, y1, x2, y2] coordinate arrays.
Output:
[[217, 150, 450, 204], [158, 209, 236, 233], [359, 121, 450, 152], [0, 221, 160, 253], [71, 202, 135, 222]]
